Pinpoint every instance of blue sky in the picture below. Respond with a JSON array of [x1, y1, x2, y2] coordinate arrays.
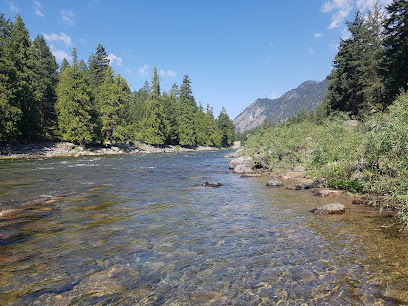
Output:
[[2, 0, 392, 119]]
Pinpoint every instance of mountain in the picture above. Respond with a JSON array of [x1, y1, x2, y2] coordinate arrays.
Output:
[[233, 79, 329, 132]]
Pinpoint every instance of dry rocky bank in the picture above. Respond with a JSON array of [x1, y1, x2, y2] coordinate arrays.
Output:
[[0, 141, 221, 160]]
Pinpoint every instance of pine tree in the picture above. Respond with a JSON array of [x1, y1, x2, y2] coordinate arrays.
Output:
[[9, 14, 42, 139], [0, 14, 21, 141], [31, 35, 59, 131], [60, 58, 70, 73], [218, 107, 235, 147], [140, 68, 167, 144], [55, 48, 95, 143], [88, 44, 110, 90], [97, 67, 131, 142], [204, 105, 222, 147], [325, 10, 385, 115], [177, 75, 197, 146], [383, 0, 408, 103]]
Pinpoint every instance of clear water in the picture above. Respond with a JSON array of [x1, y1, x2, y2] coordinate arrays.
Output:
[[1, 151, 408, 305]]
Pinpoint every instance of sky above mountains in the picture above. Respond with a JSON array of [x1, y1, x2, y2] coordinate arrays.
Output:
[[2, 0, 392, 119]]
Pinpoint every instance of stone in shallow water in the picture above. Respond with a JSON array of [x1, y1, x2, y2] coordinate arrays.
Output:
[[266, 178, 282, 187], [240, 174, 261, 178], [202, 182, 223, 188], [310, 203, 345, 215]]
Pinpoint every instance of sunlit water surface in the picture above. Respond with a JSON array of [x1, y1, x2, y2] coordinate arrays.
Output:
[[1, 151, 408, 305]]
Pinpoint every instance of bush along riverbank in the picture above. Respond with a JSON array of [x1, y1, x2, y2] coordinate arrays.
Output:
[[235, 91, 408, 228], [0, 141, 224, 159]]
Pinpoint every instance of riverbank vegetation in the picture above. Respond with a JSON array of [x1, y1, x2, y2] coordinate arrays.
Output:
[[0, 14, 235, 148], [240, 1, 408, 227]]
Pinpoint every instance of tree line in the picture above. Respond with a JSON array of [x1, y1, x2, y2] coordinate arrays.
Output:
[[0, 14, 235, 147]]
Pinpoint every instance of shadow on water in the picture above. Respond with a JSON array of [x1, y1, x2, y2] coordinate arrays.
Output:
[[1, 151, 408, 304]]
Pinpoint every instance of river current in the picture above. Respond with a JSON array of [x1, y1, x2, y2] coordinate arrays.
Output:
[[1, 150, 408, 305]]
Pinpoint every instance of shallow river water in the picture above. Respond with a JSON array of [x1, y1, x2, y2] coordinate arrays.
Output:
[[1, 151, 408, 305]]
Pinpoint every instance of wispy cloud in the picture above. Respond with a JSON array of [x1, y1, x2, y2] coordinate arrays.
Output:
[[308, 47, 314, 55], [356, 0, 392, 11], [159, 69, 176, 77], [264, 57, 272, 64], [34, 1, 45, 17], [107, 53, 123, 66], [314, 33, 323, 38], [138, 64, 149, 77], [321, 0, 354, 29], [49, 45, 70, 62], [43, 32, 72, 46], [10, 2, 19, 12], [61, 9, 74, 25]]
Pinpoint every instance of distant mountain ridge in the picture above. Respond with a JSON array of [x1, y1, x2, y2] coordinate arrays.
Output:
[[233, 79, 329, 132]]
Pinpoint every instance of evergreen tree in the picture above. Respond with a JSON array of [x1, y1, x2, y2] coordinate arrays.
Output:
[[0, 14, 21, 141], [177, 75, 197, 146], [204, 105, 222, 147], [383, 0, 408, 103], [140, 68, 167, 144], [60, 58, 70, 73], [10, 14, 42, 139], [97, 67, 131, 142], [217, 106, 235, 147], [31, 35, 59, 131], [325, 10, 385, 115], [88, 44, 110, 90], [194, 103, 207, 146], [55, 48, 95, 143]]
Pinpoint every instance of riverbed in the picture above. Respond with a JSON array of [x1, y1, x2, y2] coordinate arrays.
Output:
[[1, 151, 408, 304]]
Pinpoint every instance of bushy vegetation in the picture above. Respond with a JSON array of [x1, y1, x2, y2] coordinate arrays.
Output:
[[244, 91, 408, 226], [0, 14, 235, 147]]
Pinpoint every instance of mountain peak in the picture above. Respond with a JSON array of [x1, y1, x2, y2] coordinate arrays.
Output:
[[233, 79, 328, 132]]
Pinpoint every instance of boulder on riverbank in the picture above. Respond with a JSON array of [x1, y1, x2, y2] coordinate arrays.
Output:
[[229, 157, 254, 174], [266, 178, 282, 187], [310, 203, 345, 215]]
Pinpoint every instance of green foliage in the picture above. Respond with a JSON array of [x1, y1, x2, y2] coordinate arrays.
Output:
[[217, 106, 235, 147], [55, 59, 95, 143]]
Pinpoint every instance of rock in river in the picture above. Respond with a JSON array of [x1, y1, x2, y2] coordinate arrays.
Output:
[[266, 178, 282, 187], [310, 203, 345, 215], [202, 182, 223, 188]]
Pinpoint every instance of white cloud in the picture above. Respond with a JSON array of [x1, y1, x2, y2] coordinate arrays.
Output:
[[49, 45, 70, 62], [126, 68, 133, 75], [35, 7, 44, 17], [268, 92, 281, 99], [264, 57, 272, 64], [139, 64, 149, 77], [107, 53, 123, 66], [356, 0, 392, 11], [159, 69, 176, 77], [43, 32, 72, 46], [10, 2, 19, 12], [314, 33, 323, 38], [341, 27, 351, 40], [34, 1, 44, 17], [321, 0, 353, 29], [61, 9, 74, 25]]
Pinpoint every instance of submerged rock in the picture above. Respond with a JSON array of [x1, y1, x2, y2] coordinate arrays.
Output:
[[286, 183, 313, 191], [315, 189, 340, 197], [240, 174, 261, 178], [310, 203, 345, 215], [266, 178, 282, 187], [202, 182, 223, 188]]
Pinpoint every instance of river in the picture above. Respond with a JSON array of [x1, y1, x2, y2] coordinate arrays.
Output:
[[1, 151, 408, 305]]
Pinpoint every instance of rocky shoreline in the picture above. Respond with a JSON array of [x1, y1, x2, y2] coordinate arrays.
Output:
[[0, 141, 221, 160], [226, 149, 398, 218]]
